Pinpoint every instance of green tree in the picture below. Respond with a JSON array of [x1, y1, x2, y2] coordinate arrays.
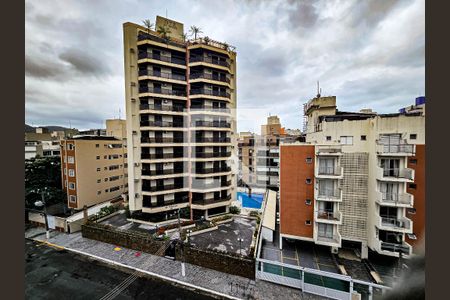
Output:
[[189, 25, 203, 40], [157, 25, 171, 44], [25, 156, 65, 209], [142, 19, 154, 34]]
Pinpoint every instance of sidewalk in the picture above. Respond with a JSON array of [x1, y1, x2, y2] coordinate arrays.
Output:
[[25, 227, 325, 300]]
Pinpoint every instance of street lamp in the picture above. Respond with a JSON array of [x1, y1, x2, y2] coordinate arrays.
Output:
[[34, 188, 50, 239], [238, 238, 244, 256], [187, 229, 192, 244]]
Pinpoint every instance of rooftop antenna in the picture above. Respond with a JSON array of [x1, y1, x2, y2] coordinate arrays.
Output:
[[317, 81, 321, 98], [119, 108, 121, 119], [166, 8, 168, 18]]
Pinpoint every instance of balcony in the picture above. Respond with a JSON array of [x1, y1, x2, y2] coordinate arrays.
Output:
[[137, 33, 186, 49], [191, 195, 232, 205], [189, 56, 230, 68], [315, 190, 342, 202], [315, 232, 341, 247], [190, 106, 231, 114], [194, 137, 231, 143], [315, 166, 343, 179], [192, 120, 231, 128], [142, 168, 185, 176], [139, 103, 185, 113], [194, 151, 231, 158], [376, 167, 414, 182], [315, 210, 342, 224], [141, 137, 184, 143], [141, 153, 184, 160], [376, 192, 414, 207], [195, 166, 231, 174], [316, 145, 342, 156], [138, 52, 186, 66], [378, 241, 411, 256], [376, 142, 415, 156], [140, 120, 184, 128], [190, 88, 231, 99], [139, 86, 187, 97], [377, 216, 412, 233], [138, 69, 186, 81], [191, 180, 231, 190], [190, 72, 230, 84], [142, 184, 185, 192]]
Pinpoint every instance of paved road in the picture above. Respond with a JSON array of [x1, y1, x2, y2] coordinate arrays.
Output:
[[25, 239, 215, 300]]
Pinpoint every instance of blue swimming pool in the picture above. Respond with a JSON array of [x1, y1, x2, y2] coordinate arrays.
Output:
[[237, 192, 264, 209]]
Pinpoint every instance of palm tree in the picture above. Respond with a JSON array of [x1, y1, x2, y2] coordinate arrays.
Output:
[[203, 36, 210, 45], [180, 32, 189, 42], [222, 42, 230, 51], [189, 25, 203, 40], [157, 25, 171, 44], [142, 19, 154, 34]]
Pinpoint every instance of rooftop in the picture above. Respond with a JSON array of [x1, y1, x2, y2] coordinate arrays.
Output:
[[70, 135, 119, 141]]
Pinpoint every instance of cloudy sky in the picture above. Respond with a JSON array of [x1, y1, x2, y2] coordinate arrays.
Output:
[[25, 0, 424, 132]]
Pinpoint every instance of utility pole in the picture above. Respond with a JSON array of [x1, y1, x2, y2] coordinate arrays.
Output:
[[178, 208, 186, 277]]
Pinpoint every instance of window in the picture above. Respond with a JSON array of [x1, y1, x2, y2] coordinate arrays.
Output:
[[68, 156, 74, 163], [305, 199, 312, 205], [104, 155, 107, 159], [409, 183, 417, 189], [318, 224, 333, 238], [97, 179, 101, 183], [97, 191, 101, 195], [69, 182, 75, 190], [97, 167, 101, 172], [305, 220, 311, 225], [340, 136, 353, 145], [409, 159, 418, 165], [105, 189, 109, 193], [407, 208, 417, 214], [68, 169, 75, 177], [110, 186, 120, 192], [67, 143, 75, 150], [410, 134, 417, 140], [105, 178, 109, 182], [109, 176, 120, 181], [109, 154, 119, 160], [96, 156, 100, 160], [361, 135, 367, 141], [305, 178, 312, 184], [95, 144, 99, 148], [305, 157, 313, 164], [104, 167, 108, 170], [109, 165, 120, 171], [69, 195, 77, 203], [64, 169, 67, 175], [326, 136, 331, 141]]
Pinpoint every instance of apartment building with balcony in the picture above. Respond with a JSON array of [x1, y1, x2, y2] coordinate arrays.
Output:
[[124, 16, 237, 223], [237, 132, 256, 186], [279, 95, 425, 258], [60, 136, 128, 210]]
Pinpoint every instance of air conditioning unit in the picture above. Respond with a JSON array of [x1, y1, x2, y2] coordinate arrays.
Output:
[[331, 248, 338, 254], [134, 193, 140, 198], [134, 163, 140, 167]]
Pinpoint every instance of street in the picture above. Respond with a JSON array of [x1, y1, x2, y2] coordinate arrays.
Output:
[[25, 239, 215, 300]]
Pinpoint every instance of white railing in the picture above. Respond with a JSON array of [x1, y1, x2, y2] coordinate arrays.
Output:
[[379, 216, 412, 231], [376, 167, 415, 181], [316, 210, 342, 223], [316, 145, 342, 154], [376, 192, 413, 206], [376, 142, 415, 155]]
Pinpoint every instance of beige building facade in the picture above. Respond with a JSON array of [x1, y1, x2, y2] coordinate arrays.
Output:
[[124, 17, 237, 222]]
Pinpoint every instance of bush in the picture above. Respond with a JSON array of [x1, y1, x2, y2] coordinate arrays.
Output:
[[211, 214, 232, 224], [229, 206, 241, 215], [249, 211, 259, 217]]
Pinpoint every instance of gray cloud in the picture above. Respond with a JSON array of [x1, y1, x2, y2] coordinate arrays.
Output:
[[25, 0, 424, 132]]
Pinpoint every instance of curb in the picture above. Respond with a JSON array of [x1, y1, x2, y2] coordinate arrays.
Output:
[[28, 237, 242, 300]]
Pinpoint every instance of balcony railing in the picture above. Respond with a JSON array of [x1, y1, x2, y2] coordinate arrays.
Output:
[[190, 106, 231, 114], [192, 195, 232, 205], [137, 33, 186, 49], [142, 168, 185, 176], [138, 69, 186, 81], [143, 184, 185, 192], [189, 56, 230, 68], [195, 166, 231, 174], [193, 120, 231, 128], [190, 72, 230, 83], [141, 137, 184, 143], [194, 151, 231, 158], [380, 216, 411, 230], [138, 52, 186, 66], [141, 153, 184, 159], [194, 137, 231, 143], [190, 88, 231, 99], [316, 233, 341, 245], [191, 180, 231, 189], [139, 86, 187, 97], [143, 196, 190, 208], [380, 241, 411, 255], [140, 120, 184, 128], [317, 190, 341, 200], [139, 103, 185, 112], [376, 140, 415, 155], [378, 167, 414, 181], [316, 210, 342, 222], [316, 145, 342, 155], [377, 192, 413, 206]]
